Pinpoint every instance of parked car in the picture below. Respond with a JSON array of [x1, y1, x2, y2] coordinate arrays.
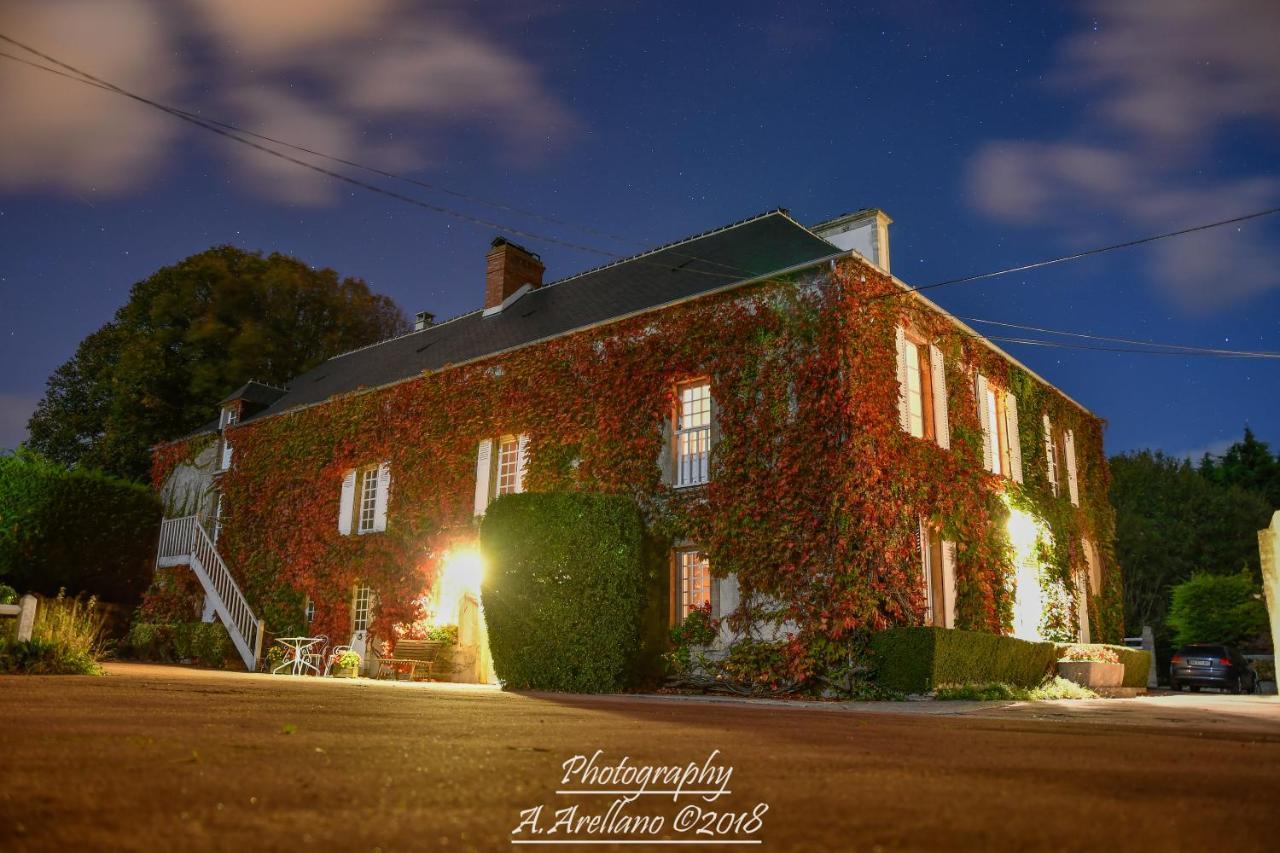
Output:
[[1169, 644, 1258, 693]]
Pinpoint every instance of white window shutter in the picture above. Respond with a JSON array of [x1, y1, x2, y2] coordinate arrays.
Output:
[[1065, 430, 1080, 506], [929, 344, 949, 449], [338, 470, 356, 535], [1005, 392, 1023, 484], [976, 374, 992, 471], [373, 462, 391, 532], [917, 518, 933, 623], [941, 541, 957, 629], [1043, 414, 1057, 493], [895, 325, 909, 432], [473, 439, 493, 516], [515, 434, 530, 494]]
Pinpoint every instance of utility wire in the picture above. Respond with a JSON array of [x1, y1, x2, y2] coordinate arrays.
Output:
[[871, 207, 1280, 302], [959, 316, 1280, 359], [4, 35, 1279, 363], [0, 39, 763, 283]]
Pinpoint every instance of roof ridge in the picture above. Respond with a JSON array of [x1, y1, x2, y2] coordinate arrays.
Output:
[[320, 208, 791, 365], [538, 208, 791, 289]]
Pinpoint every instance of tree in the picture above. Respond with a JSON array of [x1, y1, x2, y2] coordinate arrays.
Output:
[[1199, 426, 1280, 509], [27, 246, 406, 480], [1167, 572, 1268, 648], [1110, 450, 1270, 638]]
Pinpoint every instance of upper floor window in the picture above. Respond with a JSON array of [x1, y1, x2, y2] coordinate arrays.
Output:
[[495, 435, 526, 496], [675, 548, 713, 620], [474, 434, 528, 515], [1064, 429, 1080, 506], [983, 384, 1006, 476], [976, 375, 1023, 483], [220, 405, 239, 429], [1043, 415, 1060, 496], [895, 326, 949, 448], [675, 381, 712, 487], [339, 463, 390, 535], [357, 466, 380, 534], [219, 440, 233, 472]]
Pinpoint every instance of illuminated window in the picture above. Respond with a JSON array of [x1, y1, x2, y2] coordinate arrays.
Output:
[[675, 382, 712, 487], [902, 338, 935, 440], [676, 549, 713, 619], [352, 585, 373, 632], [357, 467, 379, 534], [495, 436, 524, 496]]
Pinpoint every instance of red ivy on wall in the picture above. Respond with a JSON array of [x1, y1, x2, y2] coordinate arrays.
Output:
[[150, 257, 1120, 676]]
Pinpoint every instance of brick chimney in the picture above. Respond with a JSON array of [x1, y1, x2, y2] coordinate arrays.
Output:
[[485, 238, 544, 310]]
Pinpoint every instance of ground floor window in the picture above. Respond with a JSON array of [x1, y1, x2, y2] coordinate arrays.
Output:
[[675, 549, 713, 620], [917, 520, 944, 626], [352, 585, 373, 632]]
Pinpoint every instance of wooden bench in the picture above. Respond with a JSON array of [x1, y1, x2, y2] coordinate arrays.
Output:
[[374, 640, 452, 681]]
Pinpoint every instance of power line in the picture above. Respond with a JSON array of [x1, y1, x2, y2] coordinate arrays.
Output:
[[0, 38, 764, 283], [981, 334, 1280, 359], [872, 206, 1280, 302], [959, 316, 1280, 359]]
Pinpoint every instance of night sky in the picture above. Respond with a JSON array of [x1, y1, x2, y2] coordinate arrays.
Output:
[[2, 1, 1277, 459]]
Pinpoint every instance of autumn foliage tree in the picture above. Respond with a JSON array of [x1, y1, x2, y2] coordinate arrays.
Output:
[[27, 246, 406, 480]]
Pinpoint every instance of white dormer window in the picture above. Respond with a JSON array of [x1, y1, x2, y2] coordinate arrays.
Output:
[[675, 382, 712, 488], [220, 405, 239, 429]]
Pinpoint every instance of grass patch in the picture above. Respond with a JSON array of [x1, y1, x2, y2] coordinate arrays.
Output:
[[934, 676, 1098, 701], [0, 591, 107, 675]]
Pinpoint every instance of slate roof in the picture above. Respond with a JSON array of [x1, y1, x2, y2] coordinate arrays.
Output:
[[220, 380, 287, 407], [246, 210, 839, 423]]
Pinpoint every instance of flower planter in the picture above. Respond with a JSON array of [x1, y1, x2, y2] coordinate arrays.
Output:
[[1056, 660, 1123, 689], [332, 665, 359, 679]]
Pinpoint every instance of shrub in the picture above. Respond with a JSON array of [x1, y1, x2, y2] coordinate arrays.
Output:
[[0, 591, 106, 675], [1056, 643, 1150, 687], [1167, 571, 1268, 648], [123, 621, 235, 668], [479, 492, 663, 692], [0, 451, 161, 605], [0, 582, 16, 605], [934, 676, 1098, 701], [1059, 645, 1120, 664], [871, 627, 1057, 694]]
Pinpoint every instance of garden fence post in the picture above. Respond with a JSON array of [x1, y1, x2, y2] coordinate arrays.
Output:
[[16, 594, 37, 642]]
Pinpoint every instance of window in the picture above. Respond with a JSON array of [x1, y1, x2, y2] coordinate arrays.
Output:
[[903, 339, 933, 440], [1064, 429, 1080, 506], [917, 520, 944, 627], [219, 440, 233, 472], [675, 382, 711, 487], [984, 386, 1004, 476], [1044, 416, 1060, 496], [495, 436, 524, 496], [305, 598, 315, 625], [356, 466, 379, 534], [212, 493, 224, 544], [221, 405, 239, 429], [675, 549, 713, 620], [352, 585, 373, 632]]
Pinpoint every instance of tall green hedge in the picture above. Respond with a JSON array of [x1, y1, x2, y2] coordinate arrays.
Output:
[[871, 627, 1057, 693], [479, 492, 664, 692], [0, 451, 161, 604]]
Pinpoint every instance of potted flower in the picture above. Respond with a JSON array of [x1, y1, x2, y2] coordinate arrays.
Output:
[[332, 650, 361, 678], [1056, 645, 1123, 689]]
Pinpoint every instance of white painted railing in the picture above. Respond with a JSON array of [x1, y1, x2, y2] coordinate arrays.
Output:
[[156, 516, 264, 671]]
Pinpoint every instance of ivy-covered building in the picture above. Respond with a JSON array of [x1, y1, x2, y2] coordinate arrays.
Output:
[[151, 208, 1120, 678]]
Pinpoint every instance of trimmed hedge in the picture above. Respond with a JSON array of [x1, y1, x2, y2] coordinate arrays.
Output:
[[0, 451, 161, 604], [124, 622, 236, 668], [871, 627, 1057, 694], [1057, 643, 1151, 688], [479, 492, 663, 692]]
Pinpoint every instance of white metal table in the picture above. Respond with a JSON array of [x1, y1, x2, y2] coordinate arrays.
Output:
[[272, 636, 322, 675]]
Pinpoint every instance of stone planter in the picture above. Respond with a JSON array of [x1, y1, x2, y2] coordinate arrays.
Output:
[[1057, 660, 1123, 689], [332, 665, 359, 679]]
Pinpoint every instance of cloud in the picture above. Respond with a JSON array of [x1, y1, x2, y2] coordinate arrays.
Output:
[[966, 0, 1280, 312], [0, 0, 576, 202], [0, 393, 39, 451], [0, 0, 184, 195]]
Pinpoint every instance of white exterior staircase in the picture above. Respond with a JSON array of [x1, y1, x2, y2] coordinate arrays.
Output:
[[156, 516, 264, 671]]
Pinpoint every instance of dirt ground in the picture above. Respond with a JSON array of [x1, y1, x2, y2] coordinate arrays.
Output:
[[2, 663, 1277, 852]]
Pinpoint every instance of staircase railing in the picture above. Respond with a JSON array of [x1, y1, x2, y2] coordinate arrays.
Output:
[[156, 515, 264, 671]]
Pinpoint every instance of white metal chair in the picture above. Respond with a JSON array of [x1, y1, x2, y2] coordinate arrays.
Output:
[[323, 644, 354, 677]]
